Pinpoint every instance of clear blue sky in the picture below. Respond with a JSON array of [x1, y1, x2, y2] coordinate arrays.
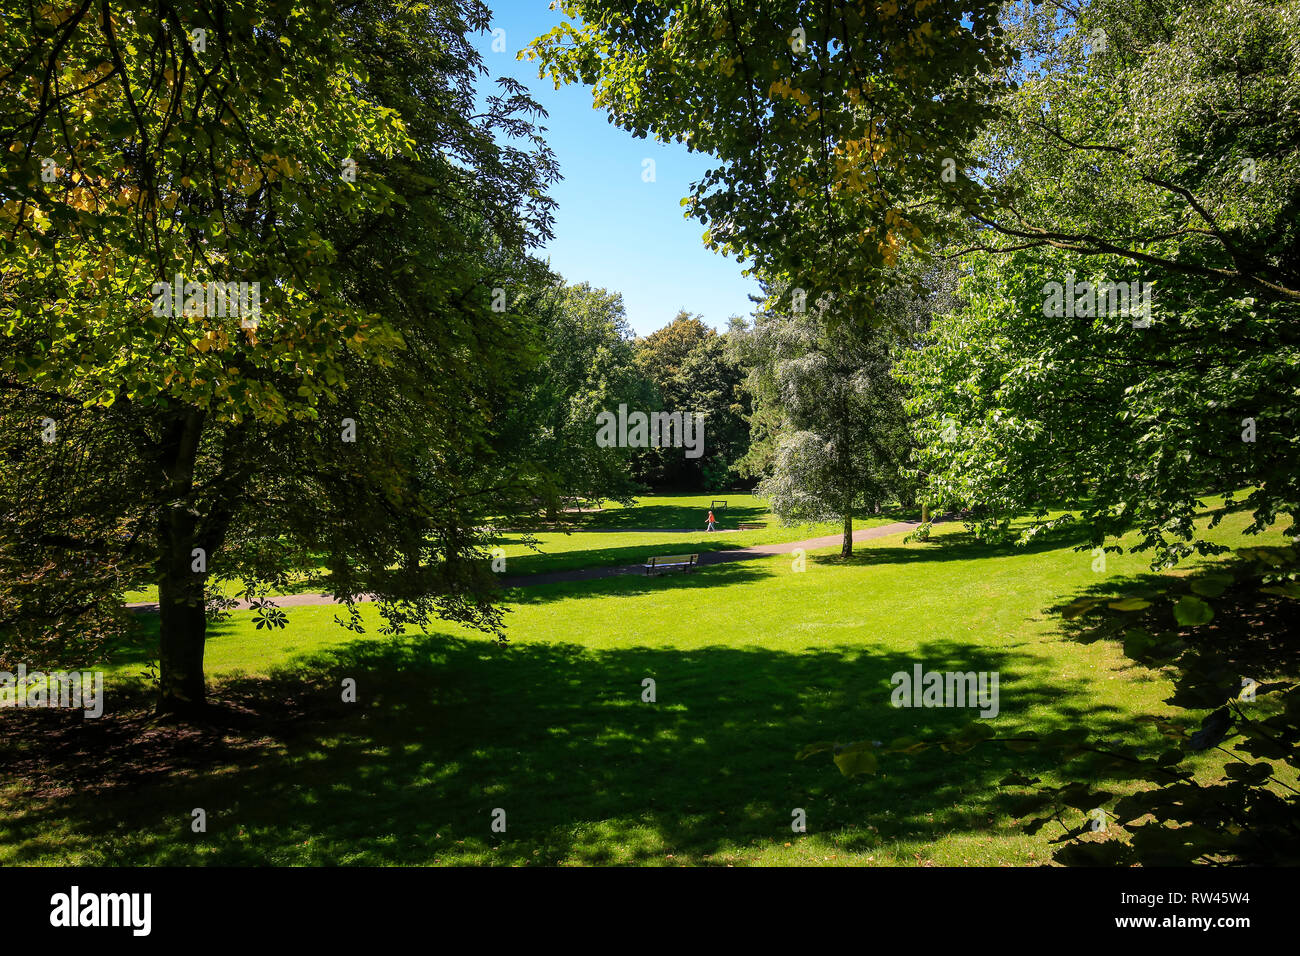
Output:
[[471, 2, 762, 336]]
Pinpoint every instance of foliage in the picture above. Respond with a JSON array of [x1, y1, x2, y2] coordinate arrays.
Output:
[[731, 281, 910, 555], [0, 1, 557, 712], [499, 280, 648, 508], [898, 0, 1300, 568], [526, 0, 1014, 314], [631, 311, 748, 489], [972, 0, 1300, 303]]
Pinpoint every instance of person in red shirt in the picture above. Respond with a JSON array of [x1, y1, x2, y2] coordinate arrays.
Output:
[[706, 510, 716, 532]]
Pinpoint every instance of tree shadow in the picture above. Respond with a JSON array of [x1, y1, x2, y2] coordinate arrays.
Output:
[[497, 537, 779, 580], [827, 520, 1099, 569], [499, 557, 772, 605], [1047, 559, 1300, 710], [3, 628, 1163, 866]]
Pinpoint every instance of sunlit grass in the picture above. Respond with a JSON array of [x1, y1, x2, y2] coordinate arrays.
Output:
[[2, 502, 1291, 866]]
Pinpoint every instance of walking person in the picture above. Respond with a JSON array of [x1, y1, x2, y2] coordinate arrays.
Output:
[[706, 509, 716, 532]]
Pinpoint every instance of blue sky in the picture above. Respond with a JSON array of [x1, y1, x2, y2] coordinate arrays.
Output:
[[471, 2, 762, 336]]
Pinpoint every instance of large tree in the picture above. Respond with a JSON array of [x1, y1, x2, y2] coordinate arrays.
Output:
[[0, 1, 558, 715], [900, 0, 1300, 567]]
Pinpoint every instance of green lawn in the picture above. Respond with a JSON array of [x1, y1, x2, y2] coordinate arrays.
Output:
[[2, 502, 1292, 866], [125, 493, 907, 600], [495, 504, 904, 579]]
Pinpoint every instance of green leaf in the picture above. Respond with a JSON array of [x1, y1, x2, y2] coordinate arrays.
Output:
[[1173, 595, 1214, 626], [1062, 597, 1103, 619], [795, 741, 836, 761], [1260, 582, 1300, 599], [1108, 597, 1152, 611], [833, 748, 878, 777], [1190, 574, 1233, 598], [1188, 707, 1232, 750]]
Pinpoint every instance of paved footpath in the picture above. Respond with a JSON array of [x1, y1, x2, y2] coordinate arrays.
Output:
[[128, 520, 921, 611]]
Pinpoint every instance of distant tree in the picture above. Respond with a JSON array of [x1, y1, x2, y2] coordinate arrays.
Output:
[[635, 312, 712, 384], [679, 329, 750, 490], [500, 281, 649, 510], [732, 285, 910, 557], [632, 311, 747, 489]]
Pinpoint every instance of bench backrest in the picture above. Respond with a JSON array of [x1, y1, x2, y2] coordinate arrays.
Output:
[[649, 554, 698, 566]]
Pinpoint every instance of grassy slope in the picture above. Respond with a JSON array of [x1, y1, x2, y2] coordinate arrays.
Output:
[[2, 507, 1291, 866]]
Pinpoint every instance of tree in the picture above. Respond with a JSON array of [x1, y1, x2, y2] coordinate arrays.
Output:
[[885, 0, 1300, 862], [0, 1, 558, 716], [899, 0, 1300, 567], [732, 283, 909, 557], [498, 280, 649, 510], [963, 0, 1300, 304], [631, 311, 747, 489], [677, 327, 750, 490]]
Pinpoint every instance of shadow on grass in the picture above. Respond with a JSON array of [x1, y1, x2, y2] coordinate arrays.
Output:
[[3, 625, 1156, 866], [490, 521, 1096, 607], [493, 516, 912, 581], [499, 557, 771, 606], [1046, 560, 1300, 710], [499, 537, 765, 579], [822, 520, 1099, 569]]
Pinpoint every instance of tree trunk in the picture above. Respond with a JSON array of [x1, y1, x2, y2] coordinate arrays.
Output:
[[841, 511, 853, 558], [157, 510, 207, 717], [155, 412, 208, 718]]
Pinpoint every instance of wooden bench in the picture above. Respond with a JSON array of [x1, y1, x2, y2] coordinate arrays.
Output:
[[710, 499, 727, 510], [737, 522, 764, 530], [643, 553, 699, 575]]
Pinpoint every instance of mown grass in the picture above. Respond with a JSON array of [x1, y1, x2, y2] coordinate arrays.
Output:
[[124, 493, 907, 600], [495, 519, 903, 578], [2, 502, 1292, 866]]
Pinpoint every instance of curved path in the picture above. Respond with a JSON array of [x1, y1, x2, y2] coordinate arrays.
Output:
[[127, 520, 922, 612]]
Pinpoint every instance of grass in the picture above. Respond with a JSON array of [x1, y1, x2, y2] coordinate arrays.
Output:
[[124, 493, 908, 600], [495, 520, 903, 579], [1, 499, 1293, 866]]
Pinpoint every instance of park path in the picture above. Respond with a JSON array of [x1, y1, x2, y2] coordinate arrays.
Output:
[[126, 520, 921, 611]]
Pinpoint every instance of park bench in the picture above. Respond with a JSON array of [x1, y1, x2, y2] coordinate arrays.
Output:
[[737, 522, 764, 530], [643, 553, 699, 575], [710, 499, 727, 510]]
